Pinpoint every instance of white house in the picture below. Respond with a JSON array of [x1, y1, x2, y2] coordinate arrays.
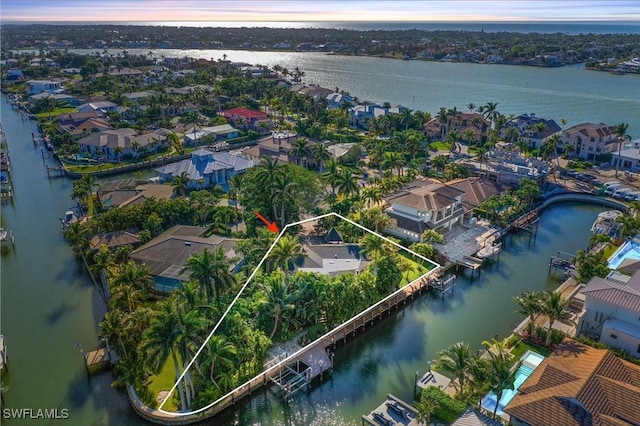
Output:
[[77, 101, 120, 115], [561, 122, 617, 161], [183, 124, 239, 146], [611, 139, 640, 172], [577, 270, 640, 357], [384, 179, 465, 242], [26, 80, 63, 95]]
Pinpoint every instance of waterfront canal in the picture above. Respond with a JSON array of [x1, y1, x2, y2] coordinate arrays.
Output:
[[0, 98, 606, 424]]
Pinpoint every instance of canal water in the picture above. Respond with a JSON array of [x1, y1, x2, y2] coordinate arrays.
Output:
[[0, 82, 606, 426]]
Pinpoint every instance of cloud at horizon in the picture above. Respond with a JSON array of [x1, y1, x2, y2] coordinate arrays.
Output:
[[2, 0, 639, 23]]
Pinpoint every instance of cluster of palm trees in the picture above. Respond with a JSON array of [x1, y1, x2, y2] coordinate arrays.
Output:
[[476, 178, 541, 225], [432, 338, 518, 419], [514, 290, 572, 347]]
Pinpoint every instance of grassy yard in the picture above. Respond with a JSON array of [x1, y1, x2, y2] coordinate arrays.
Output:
[[35, 107, 76, 118], [429, 141, 449, 151], [601, 242, 620, 260], [510, 339, 551, 366], [146, 356, 180, 411], [398, 256, 430, 286]]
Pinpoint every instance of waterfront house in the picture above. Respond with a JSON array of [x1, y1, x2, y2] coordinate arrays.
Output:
[[504, 338, 640, 426], [290, 84, 333, 100], [326, 92, 355, 109], [155, 149, 254, 191], [28, 92, 80, 107], [76, 128, 170, 161], [294, 229, 368, 276], [89, 229, 141, 251], [59, 117, 113, 137], [384, 179, 465, 242], [446, 177, 504, 219], [561, 122, 617, 161], [241, 132, 320, 167], [26, 79, 64, 95], [130, 225, 241, 292], [77, 101, 120, 116], [576, 269, 640, 357], [97, 182, 174, 209], [220, 107, 268, 130], [505, 114, 562, 149]]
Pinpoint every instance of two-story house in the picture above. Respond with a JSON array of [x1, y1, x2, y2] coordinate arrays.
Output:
[[26, 79, 63, 95], [561, 122, 617, 161], [577, 269, 640, 357], [505, 114, 562, 149], [384, 179, 465, 241], [76, 128, 170, 160], [220, 107, 268, 130]]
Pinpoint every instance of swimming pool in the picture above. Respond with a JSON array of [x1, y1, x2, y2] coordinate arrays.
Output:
[[607, 240, 640, 269], [481, 350, 545, 417]]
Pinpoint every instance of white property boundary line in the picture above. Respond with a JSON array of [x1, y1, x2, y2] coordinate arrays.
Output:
[[158, 212, 441, 415]]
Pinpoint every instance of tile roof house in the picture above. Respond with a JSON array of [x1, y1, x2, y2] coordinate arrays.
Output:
[[451, 409, 503, 426], [505, 114, 562, 149], [504, 338, 640, 426], [220, 107, 268, 130], [155, 149, 255, 191], [76, 128, 170, 161], [561, 123, 617, 162], [445, 177, 504, 218], [384, 179, 465, 242], [423, 112, 490, 143], [97, 183, 174, 209], [130, 225, 240, 292], [59, 117, 113, 137], [577, 269, 640, 357], [89, 229, 141, 251]]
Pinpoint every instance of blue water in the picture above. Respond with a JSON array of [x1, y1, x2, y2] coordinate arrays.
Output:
[[481, 363, 536, 417]]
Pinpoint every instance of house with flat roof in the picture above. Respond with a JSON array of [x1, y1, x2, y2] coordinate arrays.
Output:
[[155, 149, 254, 191], [610, 139, 640, 172], [384, 179, 465, 242], [504, 338, 640, 426], [183, 124, 239, 146], [462, 148, 549, 186], [26, 79, 64, 95], [130, 225, 240, 292], [576, 269, 640, 357]]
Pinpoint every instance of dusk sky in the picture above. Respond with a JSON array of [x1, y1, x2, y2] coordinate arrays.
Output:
[[2, 1, 639, 23]]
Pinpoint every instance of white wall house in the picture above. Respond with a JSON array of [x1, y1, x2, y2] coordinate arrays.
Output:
[[561, 122, 617, 161], [26, 80, 63, 95], [577, 271, 640, 357]]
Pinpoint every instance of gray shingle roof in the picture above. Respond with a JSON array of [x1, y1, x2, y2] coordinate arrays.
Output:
[[581, 275, 640, 312]]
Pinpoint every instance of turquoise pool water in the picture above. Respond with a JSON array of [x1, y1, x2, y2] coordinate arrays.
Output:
[[608, 240, 640, 269], [481, 350, 545, 417]]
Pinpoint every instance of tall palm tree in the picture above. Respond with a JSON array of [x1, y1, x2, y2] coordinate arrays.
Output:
[[312, 143, 331, 173], [172, 172, 190, 197], [290, 139, 310, 167], [445, 130, 461, 153], [259, 272, 296, 340], [111, 261, 153, 295], [481, 102, 500, 148], [415, 391, 440, 425], [255, 156, 284, 215], [361, 186, 382, 208], [228, 173, 244, 212], [436, 108, 448, 141], [181, 247, 235, 304], [482, 338, 517, 419], [359, 233, 388, 277], [273, 174, 297, 228], [614, 122, 630, 178], [268, 235, 304, 272], [514, 291, 544, 337], [541, 291, 572, 346], [336, 168, 361, 197], [142, 302, 188, 411], [433, 342, 472, 396], [204, 335, 237, 389], [382, 151, 405, 176]]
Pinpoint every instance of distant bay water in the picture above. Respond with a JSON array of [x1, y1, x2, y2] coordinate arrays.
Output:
[[76, 47, 640, 138], [38, 20, 640, 34]]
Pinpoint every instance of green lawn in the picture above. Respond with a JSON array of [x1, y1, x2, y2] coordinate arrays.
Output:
[[146, 356, 180, 411], [601, 242, 620, 260], [429, 141, 449, 151], [398, 256, 429, 286], [510, 339, 551, 366], [35, 107, 76, 118]]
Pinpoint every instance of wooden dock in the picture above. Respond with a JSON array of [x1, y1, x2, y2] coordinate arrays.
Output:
[[131, 268, 443, 424]]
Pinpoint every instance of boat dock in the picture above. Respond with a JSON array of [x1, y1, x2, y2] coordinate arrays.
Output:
[[362, 394, 419, 426]]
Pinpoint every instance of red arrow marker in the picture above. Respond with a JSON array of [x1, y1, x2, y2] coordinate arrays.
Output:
[[255, 212, 279, 233]]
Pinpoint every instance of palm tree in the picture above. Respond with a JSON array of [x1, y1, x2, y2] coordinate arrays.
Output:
[[204, 335, 237, 389], [227, 173, 244, 212], [181, 248, 235, 304], [514, 291, 544, 337], [481, 102, 500, 148], [360, 233, 388, 277], [482, 338, 517, 419], [541, 291, 572, 346], [361, 186, 382, 208], [259, 272, 295, 339], [312, 143, 331, 172], [290, 139, 310, 167], [433, 342, 472, 396], [142, 302, 188, 411], [415, 390, 440, 425], [268, 235, 304, 272], [255, 156, 284, 214], [172, 172, 190, 197], [336, 168, 361, 197], [614, 122, 630, 178], [445, 130, 461, 153], [382, 151, 405, 176], [436, 108, 448, 141], [111, 261, 153, 295]]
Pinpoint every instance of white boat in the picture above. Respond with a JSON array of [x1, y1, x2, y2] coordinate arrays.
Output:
[[590, 210, 622, 235], [0, 228, 14, 246]]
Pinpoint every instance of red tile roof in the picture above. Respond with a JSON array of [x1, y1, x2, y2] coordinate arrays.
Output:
[[220, 107, 267, 119]]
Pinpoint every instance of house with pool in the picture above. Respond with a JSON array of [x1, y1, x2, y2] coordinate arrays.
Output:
[[504, 338, 640, 426]]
